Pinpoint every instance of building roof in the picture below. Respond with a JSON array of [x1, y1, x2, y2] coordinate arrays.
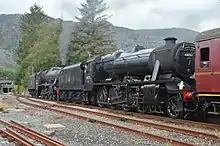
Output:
[[195, 27, 220, 42], [0, 79, 13, 84]]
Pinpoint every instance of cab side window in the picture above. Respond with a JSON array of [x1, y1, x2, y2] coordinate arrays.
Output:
[[200, 47, 209, 68]]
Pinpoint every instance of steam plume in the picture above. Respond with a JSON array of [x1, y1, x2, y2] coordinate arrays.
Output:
[[58, 21, 74, 66]]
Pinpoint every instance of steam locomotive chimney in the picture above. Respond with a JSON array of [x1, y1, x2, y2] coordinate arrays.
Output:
[[61, 64, 65, 68], [59, 60, 66, 68], [60, 63, 66, 68], [164, 37, 177, 45]]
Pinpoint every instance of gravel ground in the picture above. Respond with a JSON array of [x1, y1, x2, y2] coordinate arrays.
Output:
[[49, 105, 220, 146], [30, 97, 220, 136], [29, 97, 220, 138], [21, 96, 220, 146], [0, 94, 165, 146]]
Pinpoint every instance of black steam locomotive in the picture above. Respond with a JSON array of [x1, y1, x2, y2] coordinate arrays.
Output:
[[28, 37, 196, 119]]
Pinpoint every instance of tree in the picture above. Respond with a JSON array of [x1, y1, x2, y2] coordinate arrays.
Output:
[[16, 4, 48, 88], [18, 4, 48, 62], [0, 68, 15, 80], [18, 20, 61, 88], [25, 21, 61, 72], [67, 0, 117, 64], [17, 4, 47, 63]]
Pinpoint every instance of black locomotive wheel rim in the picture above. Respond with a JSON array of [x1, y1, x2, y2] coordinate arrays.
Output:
[[97, 90, 105, 107], [167, 96, 179, 117]]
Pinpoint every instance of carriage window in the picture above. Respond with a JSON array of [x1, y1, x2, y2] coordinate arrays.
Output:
[[200, 47, 209, 68]]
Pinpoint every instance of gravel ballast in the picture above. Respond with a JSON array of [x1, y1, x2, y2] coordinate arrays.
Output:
[[2, 95, 220, 146], [0, 94, 165, 146], [46, 105, 220, 146], [27, 96, 220, 146], [30, 97, 220, 137]]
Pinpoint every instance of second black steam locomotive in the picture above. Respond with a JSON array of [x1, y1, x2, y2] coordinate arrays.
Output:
[[28, 37, 196, 119]]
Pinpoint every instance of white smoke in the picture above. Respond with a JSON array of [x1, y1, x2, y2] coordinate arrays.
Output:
[[58, 21, 74, 65]]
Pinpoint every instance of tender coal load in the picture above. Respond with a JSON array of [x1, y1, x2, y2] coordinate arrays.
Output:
[[100, 37, 195, 78]]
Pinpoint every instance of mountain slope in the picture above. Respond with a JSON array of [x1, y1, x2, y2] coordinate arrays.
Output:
[[0, 14, 20, 66], [113, 26, 198, 51], [0, 14, 199, 67]]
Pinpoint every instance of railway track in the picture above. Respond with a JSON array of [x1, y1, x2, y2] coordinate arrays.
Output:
[[17, 96, 220, 146], [27, 96, 220, 131], [73, 104, 220, 130], [18, 94, 220, 129], [64, 102, 220, 130], [0, 119, 65, 146], [26, 97, 220, 142]]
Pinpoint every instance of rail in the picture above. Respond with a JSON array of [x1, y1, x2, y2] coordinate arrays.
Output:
[[0, 119, 65, 146], [0, 128, 34, 146]]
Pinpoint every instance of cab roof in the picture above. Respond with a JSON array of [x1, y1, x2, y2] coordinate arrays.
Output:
[[195, 27, 220, 42]]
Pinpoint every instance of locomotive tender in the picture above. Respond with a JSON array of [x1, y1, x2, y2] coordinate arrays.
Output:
[[28, 36, 198, 119]]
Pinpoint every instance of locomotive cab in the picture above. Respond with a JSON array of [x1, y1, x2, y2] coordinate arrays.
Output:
[[83, 55, 103, 90]]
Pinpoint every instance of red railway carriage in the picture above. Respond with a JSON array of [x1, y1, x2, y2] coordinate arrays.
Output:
[[194, 27, 220, 115]]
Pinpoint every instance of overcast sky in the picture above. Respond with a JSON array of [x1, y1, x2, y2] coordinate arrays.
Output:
[[0, 0, 220, 32]]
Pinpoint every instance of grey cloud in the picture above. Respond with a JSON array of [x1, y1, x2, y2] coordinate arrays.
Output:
[[1, 0, 220, 31], [0, 0, 34, 14], [61, 1, 79, 18], [179, 5, 220, 30], [107, 0, 157, 11], [144, 0, 220, 31]]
